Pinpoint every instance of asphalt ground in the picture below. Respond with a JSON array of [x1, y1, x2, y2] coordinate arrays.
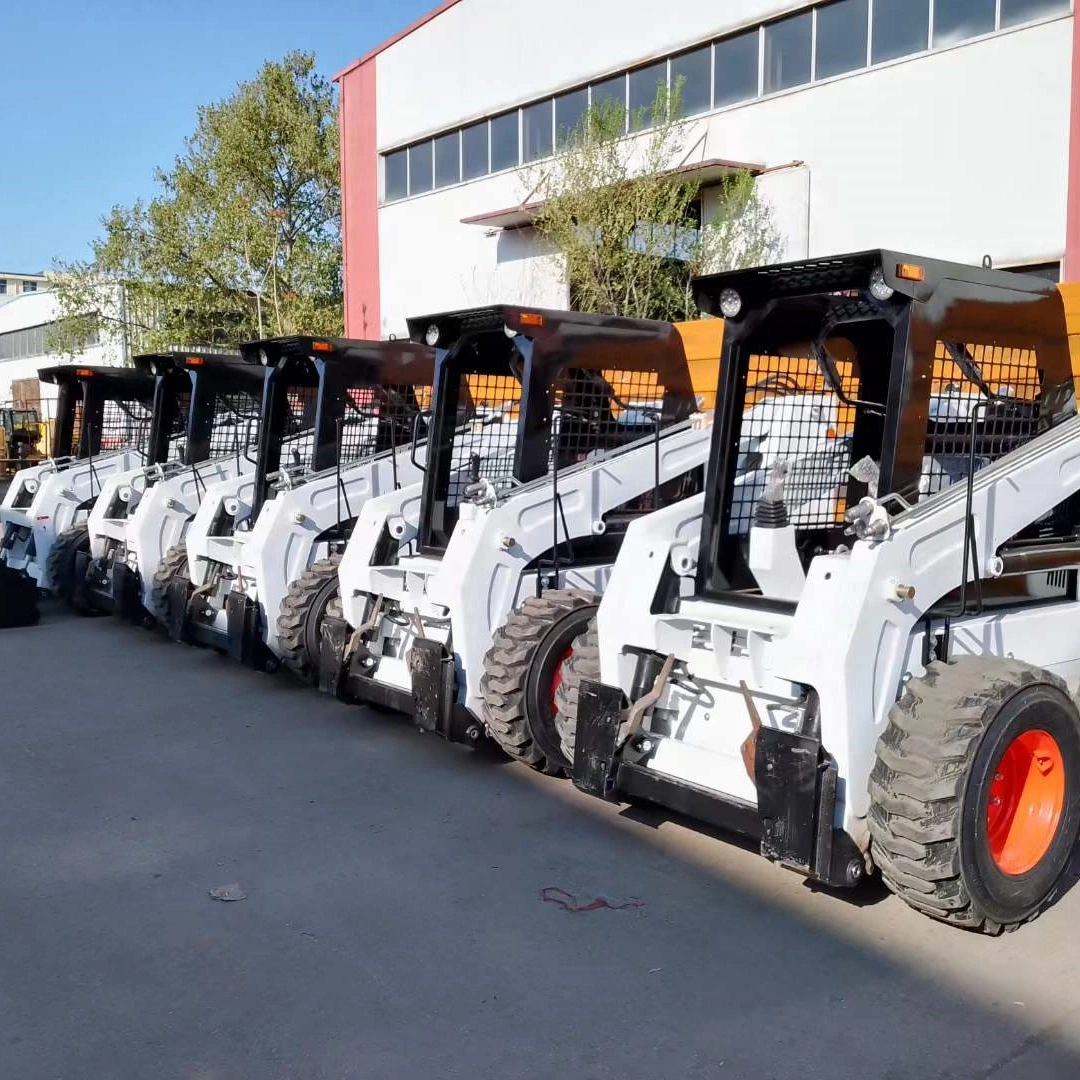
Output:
[[2, 605, 1079, 1079]]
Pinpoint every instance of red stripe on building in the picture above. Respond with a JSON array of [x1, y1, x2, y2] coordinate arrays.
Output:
[[338, 59, 380, 337], [335, 2, 465, 336], [1065, 10, 1080, 280]]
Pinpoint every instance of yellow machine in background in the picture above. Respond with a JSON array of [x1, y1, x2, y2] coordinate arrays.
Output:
[[0, 405, 47, 478]]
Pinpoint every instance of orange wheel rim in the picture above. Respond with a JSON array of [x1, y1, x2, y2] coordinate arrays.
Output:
[[551, 647, 573, 713], [986, 729, 1065, 876]]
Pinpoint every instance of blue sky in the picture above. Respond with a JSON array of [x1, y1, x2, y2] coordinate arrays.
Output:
[[1, 0, 434, 272]]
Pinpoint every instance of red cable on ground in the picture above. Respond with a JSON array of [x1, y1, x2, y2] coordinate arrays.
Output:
[[540, 886, 644, 912]]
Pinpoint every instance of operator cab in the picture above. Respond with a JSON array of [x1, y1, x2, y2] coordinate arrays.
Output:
[[407, 306, 703, 555], [693, 251, 1076, 610]]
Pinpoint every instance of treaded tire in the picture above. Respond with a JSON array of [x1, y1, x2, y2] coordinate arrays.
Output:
[[276, 556, 341, 684], [148, 544, 189, 626], [868, 656, 1080, 934], [553, 618, 600, 766], [480, 589, 599, 775], [46, 525, 91, 608]]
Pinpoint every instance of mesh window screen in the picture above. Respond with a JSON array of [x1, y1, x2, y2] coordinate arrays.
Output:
[[99, 400, 153, 454], [338, 384, 431, 468], [729, 352, 856, 535], [921, 341, 1042, 497], [447, 374, 522, 508], [208, 390, 261, 457], [172, 392, 193, 439], [69, 400, 84, 457], [280, 388, 319, 471], [550, 368, 665, 470]]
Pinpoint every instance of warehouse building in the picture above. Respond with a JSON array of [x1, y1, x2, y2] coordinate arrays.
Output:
[[0, 287, 120, 408], [335, 0, 1078, 338]]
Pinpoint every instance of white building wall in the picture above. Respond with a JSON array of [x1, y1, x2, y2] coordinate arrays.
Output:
[[0, 291, 120, 408], [373, 3, 1072, 336], [376, 0, 802, 147]]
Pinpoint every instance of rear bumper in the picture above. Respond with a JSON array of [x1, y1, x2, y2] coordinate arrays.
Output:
[[164, 581, 276, 671], [572, 679, 864, 890], [76, 554, 149, 621], [0, 562, 39, 627], [318, 614, 480, 742]]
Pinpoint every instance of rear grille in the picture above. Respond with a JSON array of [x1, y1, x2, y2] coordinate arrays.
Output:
[[729, 351, 855, 534]]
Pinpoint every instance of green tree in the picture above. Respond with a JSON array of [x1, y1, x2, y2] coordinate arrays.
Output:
[[50, 51, 342, 358], [528, 89, 781, 321]]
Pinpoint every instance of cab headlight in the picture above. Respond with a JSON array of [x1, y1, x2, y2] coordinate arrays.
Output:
[[869, 268, 895, 301], [719, 289, 743, 319]]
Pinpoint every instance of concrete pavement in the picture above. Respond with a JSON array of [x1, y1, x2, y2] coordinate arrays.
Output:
[[2, 608, 1079, 1079]]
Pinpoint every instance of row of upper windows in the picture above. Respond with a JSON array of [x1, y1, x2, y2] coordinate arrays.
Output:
[[0, 319, 98, 362], [382, 0, 1070, 203]]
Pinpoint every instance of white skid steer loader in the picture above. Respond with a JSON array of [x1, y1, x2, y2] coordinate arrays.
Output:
[[557, 250, 1080, 933], [0, 365, 156, 625], [316, 306, 723, 760], [160, 336, 435, 677], [73, 350, 266, 621]]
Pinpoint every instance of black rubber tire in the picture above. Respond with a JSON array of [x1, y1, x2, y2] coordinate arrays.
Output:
[[480, 589, 599, 775], [46, 525, 91, 607], [148, 544, 189, 625], [868, 656, 1080, 934], [553, 618, 600, 767], [276, 556, 342, 684]]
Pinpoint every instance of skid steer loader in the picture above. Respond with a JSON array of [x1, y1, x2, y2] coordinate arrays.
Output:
[[317, 306, 722, 760], [161, 335, 435, 676], [73, 350, 265, 619], [0, 365, 156, 625], [557, 250, 1080, 933]]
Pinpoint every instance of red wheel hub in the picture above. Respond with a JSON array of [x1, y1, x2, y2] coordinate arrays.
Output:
[[550, 647, 573, 712], [986, 728, 1065, 876]]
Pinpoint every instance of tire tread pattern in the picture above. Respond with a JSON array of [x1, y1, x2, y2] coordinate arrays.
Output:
[[480, 589, 597, 775], [148, 544, 189, 624], [552, 618, 600, 766], [276, 556, 341, 682], [868, 656, 1068, 934], [46, 524, 90, 604]]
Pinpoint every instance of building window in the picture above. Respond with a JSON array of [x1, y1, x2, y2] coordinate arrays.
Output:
[[763, 12, 812, 94], [377, 0, 1070, 202], [408, 141, 433, 195], [714, 28, 760, 107], [815, 0, 869, 80], [934, 0, 996, 47], [22, 280, 38, 293], [555, 88, 588, 148], [522, 100, 553, 163], [872, 0, 930, 64], [670, 45, 711, 117], [384, 150, 408, 202], [433, 131, 460, 189], [0, 322, 48, 360], [490, 111, 520, 172], [590, 73, 627, 131], [1000, 0, 1070, 26], [461, 120, 489, 180], [628, 61, 668, 131], [0, 280, 7, 295]]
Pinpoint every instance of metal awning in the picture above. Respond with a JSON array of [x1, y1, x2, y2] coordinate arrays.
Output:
[[460, 157, 765, 230]]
